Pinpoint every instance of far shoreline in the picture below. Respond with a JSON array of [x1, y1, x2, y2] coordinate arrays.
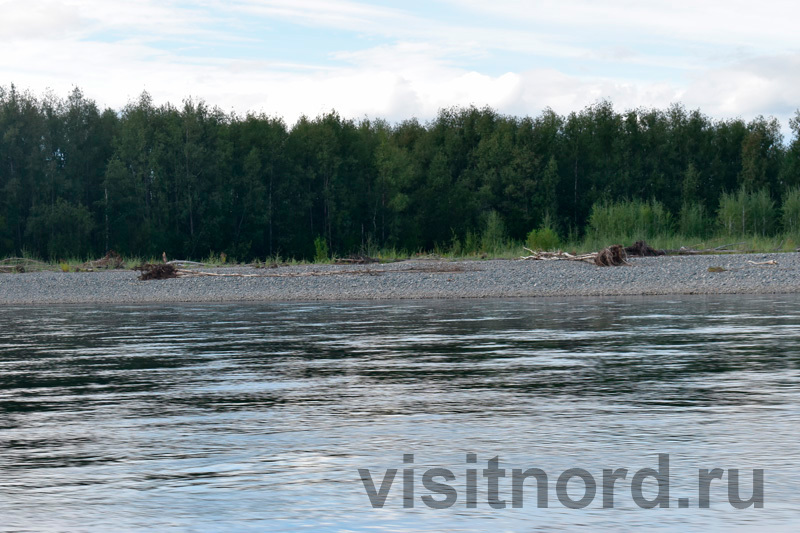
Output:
[[2, 252, 800, 306]]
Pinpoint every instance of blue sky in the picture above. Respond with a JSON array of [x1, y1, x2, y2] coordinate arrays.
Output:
[[2, 0, 799, 134]]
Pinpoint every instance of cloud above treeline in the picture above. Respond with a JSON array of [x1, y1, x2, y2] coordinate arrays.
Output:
[[2, 0, 798, 135]]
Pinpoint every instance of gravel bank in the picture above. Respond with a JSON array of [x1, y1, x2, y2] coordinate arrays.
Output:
[[2, 253, 800, 305]]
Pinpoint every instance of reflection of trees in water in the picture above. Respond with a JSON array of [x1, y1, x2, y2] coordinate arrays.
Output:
[[1, 296, 798, 414]]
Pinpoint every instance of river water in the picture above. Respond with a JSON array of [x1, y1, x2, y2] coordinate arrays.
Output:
[[1, 295, 799, 531]]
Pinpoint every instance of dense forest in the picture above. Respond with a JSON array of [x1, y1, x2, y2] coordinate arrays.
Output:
[[1, 84, 799, 261]]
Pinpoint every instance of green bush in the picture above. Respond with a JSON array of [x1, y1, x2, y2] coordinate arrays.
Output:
[[481, 210, 506, 253], [526, 227, 560, 251], [679, 202, 711, 237], [448, 230, 462, 256], [751, 189, 777, 236], [587, 199, 673, 239], [313, 236, 329, 263], [782, 187, 800, 235], [717, 187, 776, 236], [463, 230, 480, 255], [526, 215, 561, 250]]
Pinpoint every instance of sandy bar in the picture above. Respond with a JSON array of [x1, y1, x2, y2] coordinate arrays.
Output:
[[2, 253, 800, 305]]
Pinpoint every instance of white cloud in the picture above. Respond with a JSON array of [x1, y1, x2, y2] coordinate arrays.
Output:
[[682, 54, 800, 118], [219, 0, 411, 31], [0, 1, 83, 40], [442, 0, 800, 51], [0, 0, 798, 138]]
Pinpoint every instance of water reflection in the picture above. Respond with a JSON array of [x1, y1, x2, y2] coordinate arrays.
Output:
[[1, 295, 799, 530]]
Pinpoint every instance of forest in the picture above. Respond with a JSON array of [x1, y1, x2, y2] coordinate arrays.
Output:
[[1, 84, 799, 261]]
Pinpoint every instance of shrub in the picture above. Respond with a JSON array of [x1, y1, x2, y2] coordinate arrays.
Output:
[[313, 236, 329, 263], [782, 187, 800, 235], [448, 230, 462, 256], [526, 214, 561, 250], [481, 210, 507, 253], [526, 227, 560, 251], [678, 202, 711, 237], [587, 199, 672, 239], [463, 230, 479, 255], [717, 187, 776, 236]]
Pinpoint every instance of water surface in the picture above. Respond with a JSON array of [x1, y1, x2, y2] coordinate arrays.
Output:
[[1, 295, 799, 531]]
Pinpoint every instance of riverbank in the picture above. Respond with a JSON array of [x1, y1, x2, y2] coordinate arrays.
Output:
[[2, 252, 800, 305]]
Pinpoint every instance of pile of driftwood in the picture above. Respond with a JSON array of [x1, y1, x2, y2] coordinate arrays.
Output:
[[134, 260, 467, 281], [77, 250, 125, 271], [0, 257, 54, 273], [522, 240, 673, 267], [134, 263, 263, 280], [520, 239, 787, 267], [1, 250, 126, 273], [521, 243, 634, 266]]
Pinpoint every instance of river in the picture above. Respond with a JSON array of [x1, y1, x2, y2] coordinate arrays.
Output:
[[1, 295, 798, 531]]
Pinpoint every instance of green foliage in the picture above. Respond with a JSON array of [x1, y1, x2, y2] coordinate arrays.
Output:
[[526, 227, 560, 251], [717, 187, 776, 236], [481, 210, 507, 253], [462, 231, 480, 255], [24, 199, 94, 260], [0, 215, 12, 256], [313, 236, 329, 263], [1, 84, 797, 260], [682, 163, 700, 204], [526, 214, 561, 250], [782, 187, 800, 235], [587, 199, 673, 239], [679, 202, 711, 238]]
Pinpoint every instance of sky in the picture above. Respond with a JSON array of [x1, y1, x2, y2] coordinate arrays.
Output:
[[1, 0, 799, 134]]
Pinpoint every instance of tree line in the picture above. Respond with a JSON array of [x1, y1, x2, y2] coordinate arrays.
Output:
[[1, 84, 799, 260]]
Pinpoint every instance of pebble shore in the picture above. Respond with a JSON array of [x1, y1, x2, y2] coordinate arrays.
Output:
[[2, 253, 800, 305]]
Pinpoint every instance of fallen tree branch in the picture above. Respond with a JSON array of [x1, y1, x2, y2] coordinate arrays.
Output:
[[708, 260, 778, 273], [167, 260, 208, 267], [334, 254, 379, 265], [715, 241, 748, 250]]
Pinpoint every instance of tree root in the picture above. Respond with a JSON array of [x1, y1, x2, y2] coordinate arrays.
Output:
[[594, 245, 628, 266]]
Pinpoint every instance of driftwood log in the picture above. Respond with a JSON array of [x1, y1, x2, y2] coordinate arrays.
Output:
[[334, 254, 379, 265]]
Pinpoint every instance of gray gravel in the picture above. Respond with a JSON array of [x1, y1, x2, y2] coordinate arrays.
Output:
[[2, 253, 800, 305]]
